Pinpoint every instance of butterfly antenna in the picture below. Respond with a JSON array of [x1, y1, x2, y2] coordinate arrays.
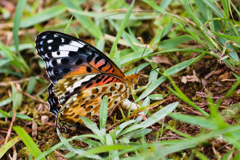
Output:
[[134, 37, 151, 75]]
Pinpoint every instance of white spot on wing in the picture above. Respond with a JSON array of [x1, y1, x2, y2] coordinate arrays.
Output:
[[41, 35, 46, 39], [47, 39, 53, 43], [72, 96, 77, 101], [59, 45, 79, 51], [57, 59, 61, 64], [48, 46, 52, 50], [64, 81, 69, 88], [66, 74, 97, 92], [70, 41, 84, 48]]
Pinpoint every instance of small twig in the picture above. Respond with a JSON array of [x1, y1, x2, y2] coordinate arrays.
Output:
[[17, 89, 48, 105], [221, 79, 237, 82], [4, 110, 16, 144], [53, 150, 66, 159], [12, 145, 17, 160], [0, 76, 43, 86]]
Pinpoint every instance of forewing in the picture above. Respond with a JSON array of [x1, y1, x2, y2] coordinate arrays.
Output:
[[35, 31, 125, 85]]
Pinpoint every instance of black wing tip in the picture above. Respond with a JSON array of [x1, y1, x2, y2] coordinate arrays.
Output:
[[35, 31, 61, 44]]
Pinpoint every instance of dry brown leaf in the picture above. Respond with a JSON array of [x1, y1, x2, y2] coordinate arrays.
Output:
[[152, 56, 173, 65], [219, 72, 230, 80], [32, 121, 37, 137], [41, 115, 49, 125], [181, 70, 200, 84]]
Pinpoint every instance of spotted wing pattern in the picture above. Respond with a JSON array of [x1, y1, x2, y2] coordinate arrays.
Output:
[[35, 31, 137, 129], [57, 81, 130, 128]]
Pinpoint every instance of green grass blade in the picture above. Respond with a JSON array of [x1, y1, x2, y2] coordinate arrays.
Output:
[[79, 145, 132, 158], [136, 76, 166, 102], [20, 5, 67, 28], [224, 76, 240, 99], [221, 149, 234, 160], [165, 51, 207, 76], [0, 41, 15, 60], [121, 48, 152, 66], [148, 94, 163, 100], [78, 137, 101, 147], [9, 111, 32, 121], [11, 84, 22, 110], [109, 0, 135, 59], [194, 0, 208, 20], [13, 0, 27, 53], [60, 0, 102, 39], [0, 109, 10, 118], [0, 136, 21, 159], [194, 150, 209, 160], [125, 62, 149, 76], [64, 15, 73, 34], [160, 0, 172, 9], [135, 98, 150, 123], [130, 128, 152, 139], [99, 96, 108, 134], [0, 59, 10, 67], [115, 120, 135, 137], [140, 102, 178, 127], [26, 76, 36, 94], [167, 76, 209, 117], [119, 102, 178, 137], [0, 68, 23, 78], [159, 35, 193, 49], [143, 0, 168, 14], [108, 18, 139, 51], [170, 113, 218, 129], [149, 63, 159, 83], [211, 31, 240, 45], [13, 126, 46, 160], [118, 124, 143, 137], [159, 125, 240, 157], [201, 0, 224, 18], [80, 117, 105, 143], [0, 97, 12, 107], [57, 129, 75, 154], [137, 51, 207, 101], [36, 134, 100, 160]]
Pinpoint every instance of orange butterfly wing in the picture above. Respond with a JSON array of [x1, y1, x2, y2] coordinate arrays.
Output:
[[36, 31, 136, 129]]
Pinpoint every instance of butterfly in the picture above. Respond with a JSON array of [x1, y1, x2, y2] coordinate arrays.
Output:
[[35, 31, 139, 129]]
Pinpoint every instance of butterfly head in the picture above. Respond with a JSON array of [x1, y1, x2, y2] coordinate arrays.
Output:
[[124, 74, 139, 89]]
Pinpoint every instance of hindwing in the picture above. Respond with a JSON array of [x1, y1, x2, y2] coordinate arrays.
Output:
[[56, 81, 129, 128]]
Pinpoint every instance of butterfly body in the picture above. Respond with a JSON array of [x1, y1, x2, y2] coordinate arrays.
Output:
[[35, 31, 139, 129]]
